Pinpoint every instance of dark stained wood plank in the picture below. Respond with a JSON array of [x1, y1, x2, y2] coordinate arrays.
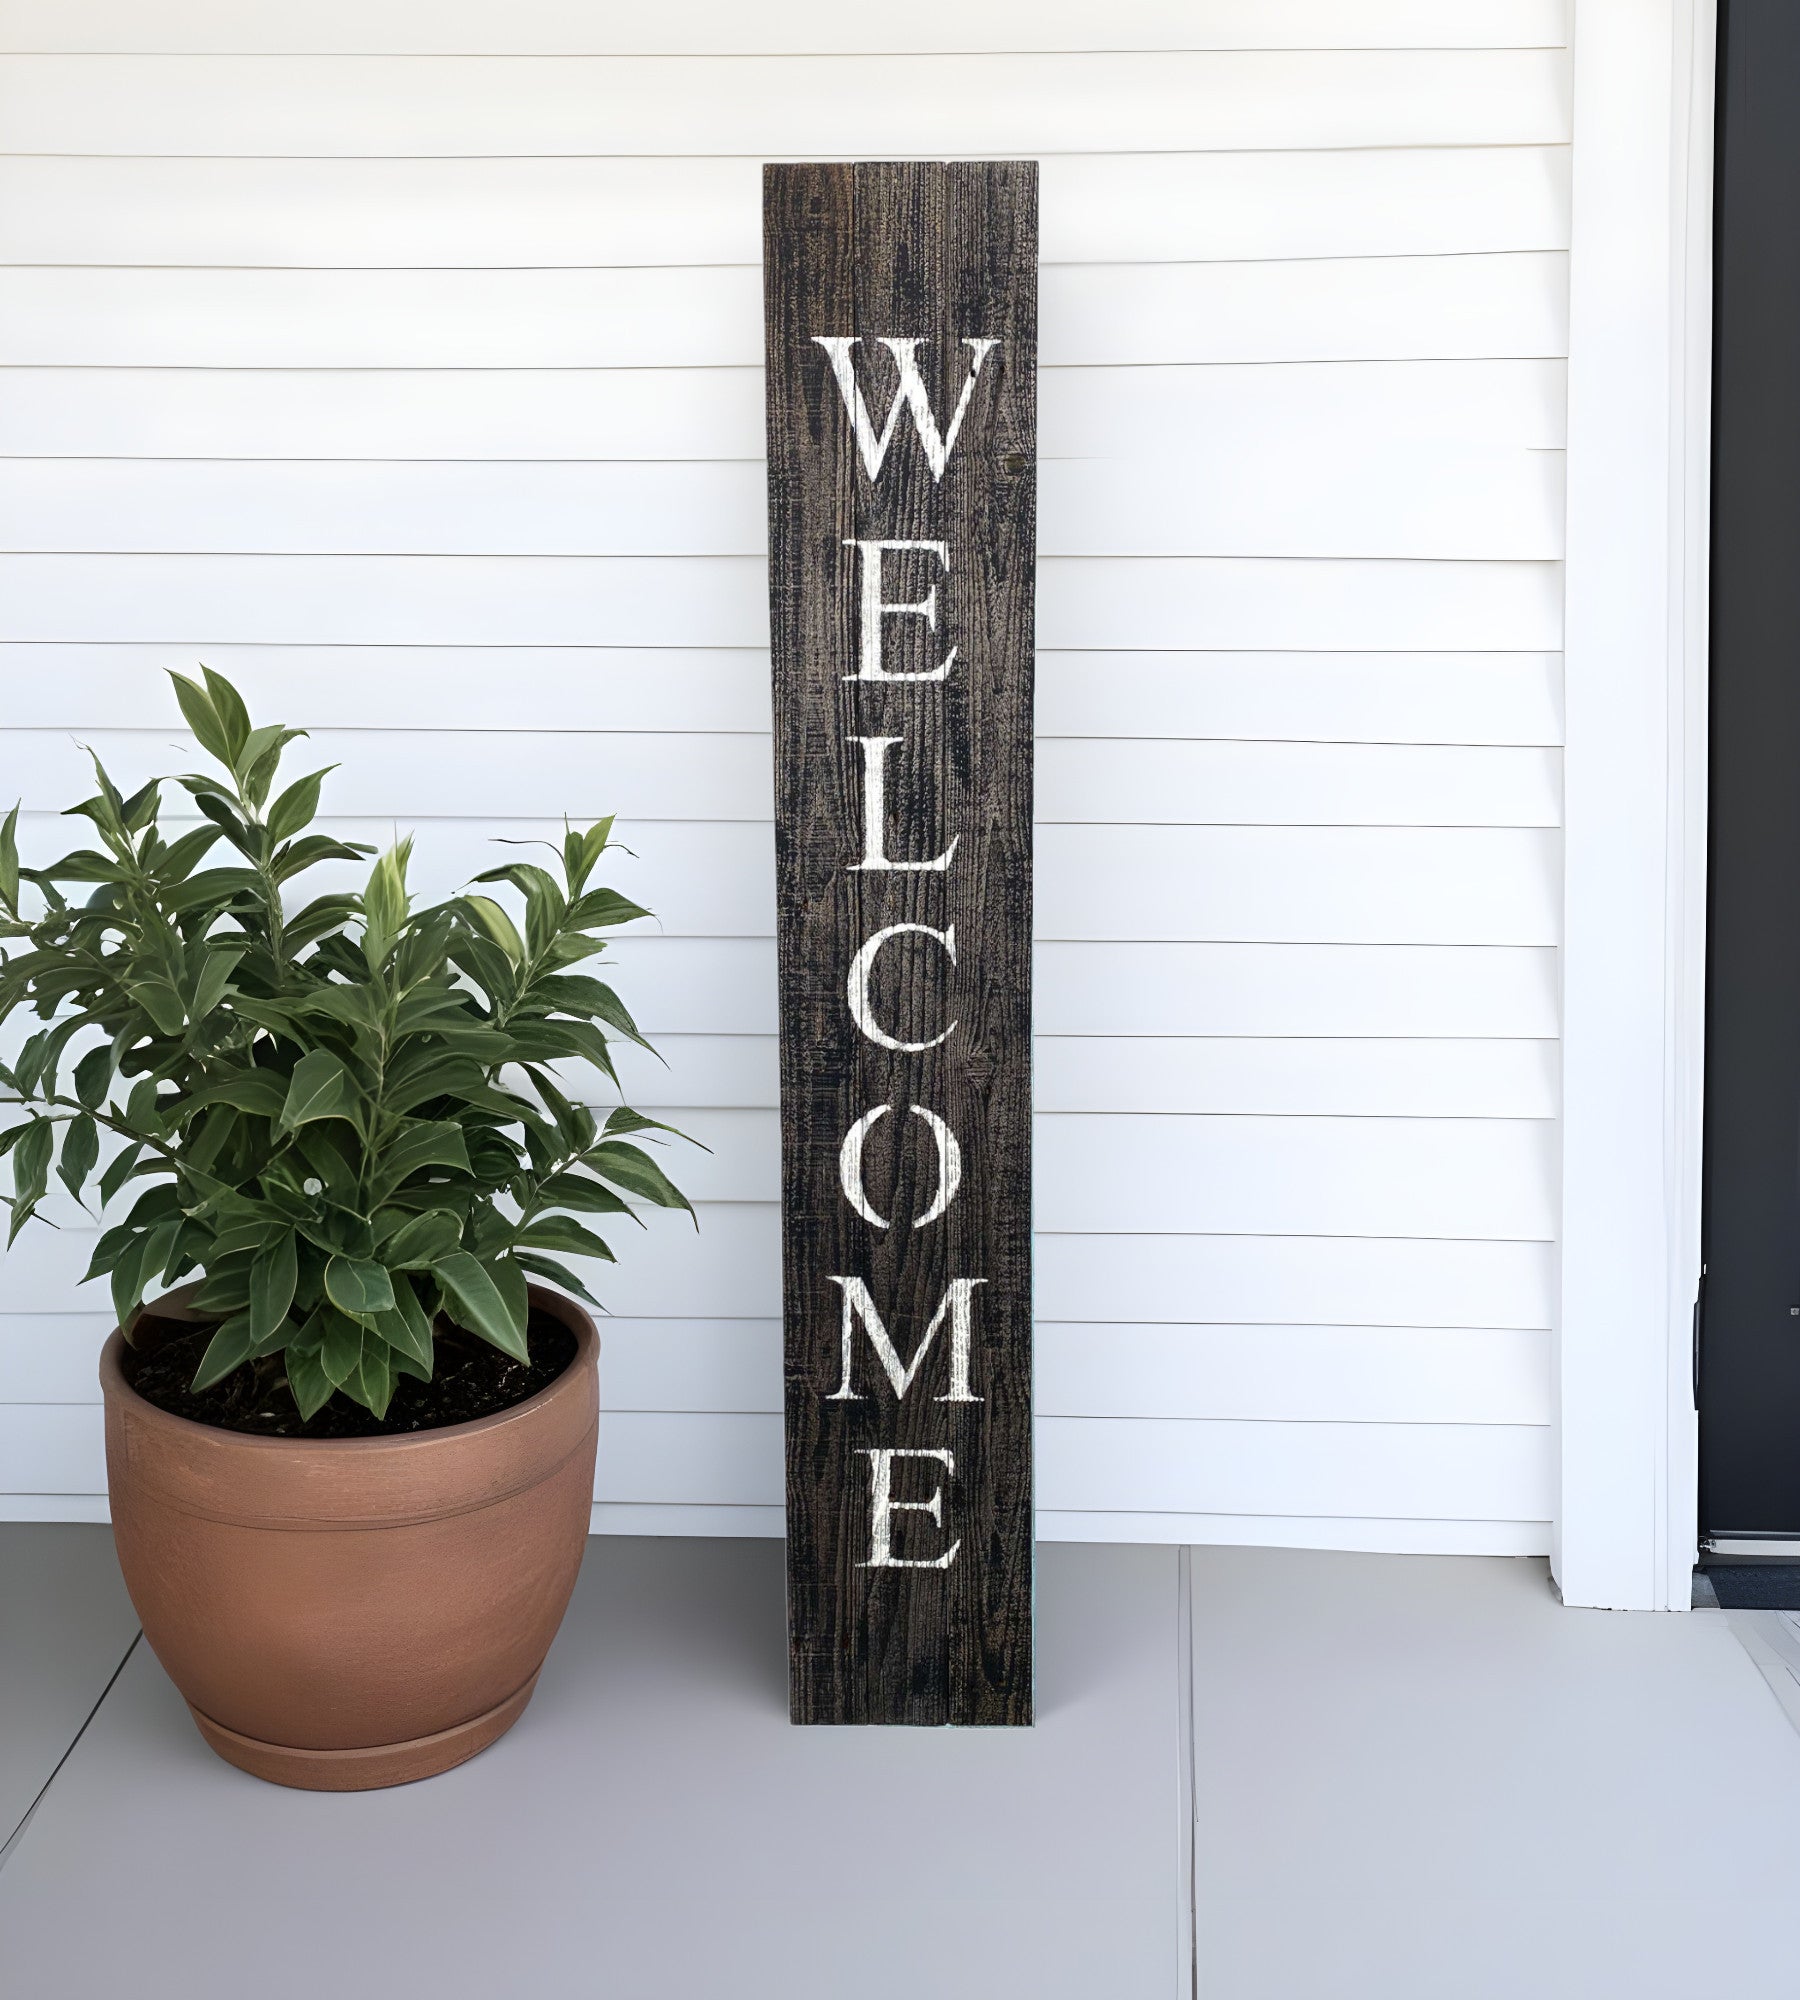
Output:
[[764, 160, 1037, 1726]]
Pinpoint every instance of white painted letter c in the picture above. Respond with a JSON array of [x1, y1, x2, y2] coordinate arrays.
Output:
[[845, 923, 957, 1053]]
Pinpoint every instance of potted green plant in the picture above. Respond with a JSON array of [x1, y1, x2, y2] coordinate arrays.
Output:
[[0, 669, 693, 1789]]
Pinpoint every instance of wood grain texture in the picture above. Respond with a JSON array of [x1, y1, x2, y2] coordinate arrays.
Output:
[[764, 161, 1036, 1725]]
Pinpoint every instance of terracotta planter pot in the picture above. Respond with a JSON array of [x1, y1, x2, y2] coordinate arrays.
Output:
[[99, 1285, 598, 1792]]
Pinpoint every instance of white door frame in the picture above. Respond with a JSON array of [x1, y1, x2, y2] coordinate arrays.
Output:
[[1557, 0, 1715, 1611]]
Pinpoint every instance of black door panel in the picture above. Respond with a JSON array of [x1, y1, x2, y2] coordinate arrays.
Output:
[[1702, 0, 1800, 1533]]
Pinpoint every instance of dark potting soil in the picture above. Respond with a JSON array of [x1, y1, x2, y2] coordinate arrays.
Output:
[[122, 1307, 579, 1439]]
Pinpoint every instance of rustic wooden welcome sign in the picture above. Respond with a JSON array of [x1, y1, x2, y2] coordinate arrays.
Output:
[[763, 160, 1037, 1727]]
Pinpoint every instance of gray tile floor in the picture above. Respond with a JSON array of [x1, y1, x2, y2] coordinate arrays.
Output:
[[6, 1528, 1800, 1998], [1192, 1547, 1800, 1999]]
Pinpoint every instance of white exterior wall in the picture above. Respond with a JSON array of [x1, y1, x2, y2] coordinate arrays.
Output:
[[0, 0, 1573, 1549]]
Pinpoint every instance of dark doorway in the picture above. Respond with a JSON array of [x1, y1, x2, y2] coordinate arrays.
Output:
[[1702, 1, 1800, 1537]]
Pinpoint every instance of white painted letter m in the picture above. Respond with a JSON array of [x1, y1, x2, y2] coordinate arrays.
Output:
[[826, 1276, 985, 1402]]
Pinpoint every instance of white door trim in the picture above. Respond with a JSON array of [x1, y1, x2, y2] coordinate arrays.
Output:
[[1557, 0, 1715, 1610]]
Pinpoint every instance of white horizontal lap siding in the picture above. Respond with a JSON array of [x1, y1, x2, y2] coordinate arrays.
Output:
[[0, 3, 1567, 1552], [0, 3, 1571, 57]]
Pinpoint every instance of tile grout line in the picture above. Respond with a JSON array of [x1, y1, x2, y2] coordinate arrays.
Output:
[[1177, 1544, 1198, 2000], [0, 1629, 140, 1874], [1721, 1610, 1800, 1743]]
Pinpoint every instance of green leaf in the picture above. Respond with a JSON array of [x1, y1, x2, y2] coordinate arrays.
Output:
[[190, 1312, 259, 1393], [10, 1030, 48, 1097], [123, 1079, 165, 1136], [161, 867, 261, 915], [265, 766, 333, 845], [361, 841, 412, 968], [512, 1251, 601, 1309], [291, 1121, 359, 1203], [182, 787, 259, 860], [186, 1257, 254, 1315], [561, 824, 590, 894], [378, 1055, 485, 1121], [413, 1023, 513, 1061], [282, 893, 361, 951], [236, 724, 306, 810], [8, 1119, 53, 1244], [379, 1207, 462, 1268], [349, 1337, 395, 1418], [180, 1104, 239, 1179], [461, 894, 524, 964], [563, 816, 614, 895], [152, 823, 224, 885], [375, 1274, 435, 1370], [188, 945, 244, 1022], [445, 930, 517, 1007], [514, 1214, 617, 1263], [280, 1049, 361, 1130], [0, 802, 18, 913], [567, 885, 651, 931], [317, 1307, 364, 1388], [37, 847, 126, 886], [324, 1254, 395, 1319], [120, 1183, 183, 1232], [199, 667, 252, 764], [371, 1120, 469, 1196], [248, 1228, 298, 1340], [284, 1325, 334, 1421], [392, 987, 477, 1036], [160, 1217, 209, 1289], [585, 1140, 693, 1215], [471, 860, 560, 899], [15, 1016, 83, 1098], [169, 670, 234, 765], [533, 974, 650, 1049], [207, 1218, 280, 1261], [518, 1063, 585, 1150], [72, 1043, 113, 1111], [294, 982, 380, 1032], [434, 1250, 529, 1362], [185, 1068, 289, 1119], [97, 1143, 145, 1207], [82, 1221, 133, 1283], [271, 835, 373, 886], [294, 1213, 367, 1264], [603, 1107, 690, 1142], [120, 781, 160, 837], [56, 1113, 99, 1204], [110, 1220, 180, 1325], [489, 1254, 529, 1347], [513, 1017, 619, 1086], [537, 1170, 631, 1217], [472, 862, 564, 957], [126, 977, 189, 1037]]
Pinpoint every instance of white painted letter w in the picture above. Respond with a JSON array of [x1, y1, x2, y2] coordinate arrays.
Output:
[[811, 336, 999, 482]]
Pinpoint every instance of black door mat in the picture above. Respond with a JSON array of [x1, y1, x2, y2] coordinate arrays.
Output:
[[1704, 1564, 1800, 1609]]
